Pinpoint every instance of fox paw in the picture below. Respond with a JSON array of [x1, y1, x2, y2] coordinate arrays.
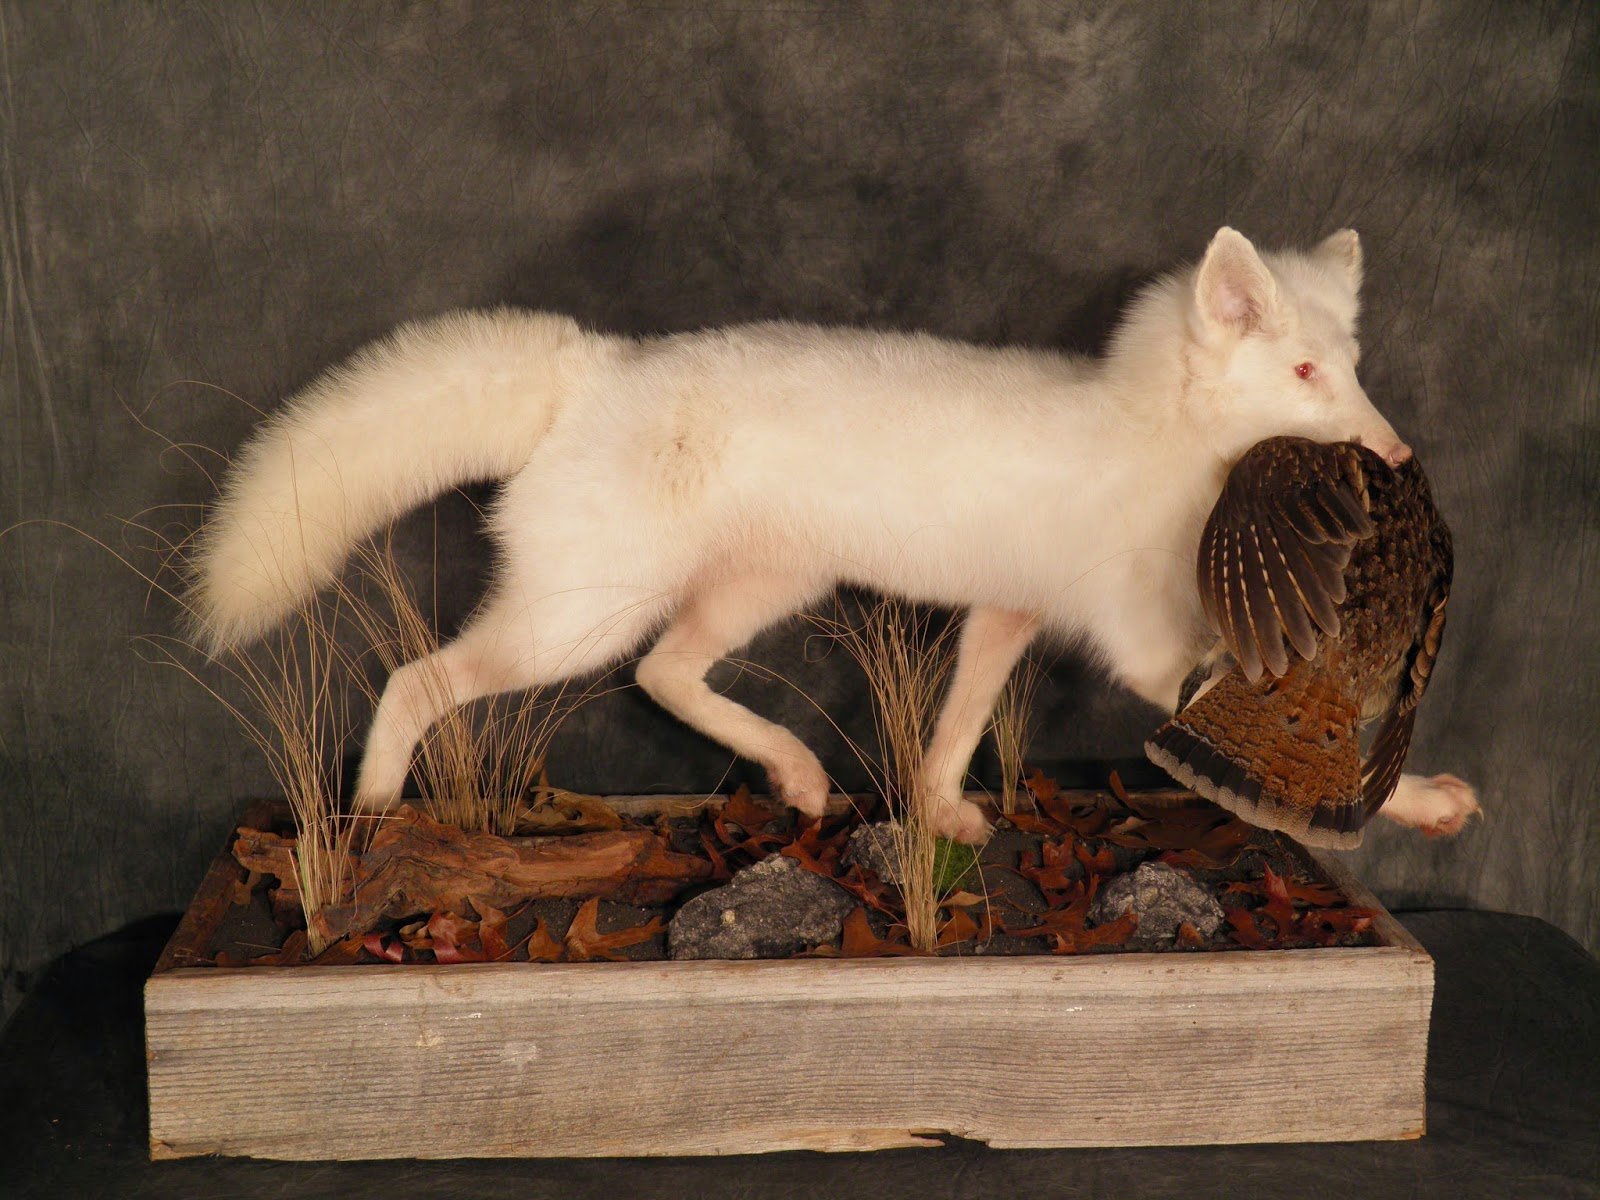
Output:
[[350, 783, 403, 816], [1380, 773, 1481, 838], [928, 796, 991, 845], [767, 755, 830, 820]]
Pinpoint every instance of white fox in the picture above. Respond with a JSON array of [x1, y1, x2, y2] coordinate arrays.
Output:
[[192, 227, 1479, 842]]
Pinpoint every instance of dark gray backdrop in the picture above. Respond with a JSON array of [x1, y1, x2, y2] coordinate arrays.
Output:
[[2, 1, 1595, 1023]]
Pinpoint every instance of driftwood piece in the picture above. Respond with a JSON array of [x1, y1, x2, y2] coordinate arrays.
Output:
[[316, 805, 710, 940], [231, 826, 309, 923]]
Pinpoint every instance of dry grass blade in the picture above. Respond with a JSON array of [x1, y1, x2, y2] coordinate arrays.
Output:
[[990, 651, 1043, 815], [812, 595, 956, 953]]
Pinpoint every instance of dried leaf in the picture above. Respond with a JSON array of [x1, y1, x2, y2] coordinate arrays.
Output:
[[838, 907, 923, 957], [521, 917, 565, 963], [364, 932, 406, 963], [935, 904, 991, 949], [1299, 907, 1379, 937], [720, 785, 780, 833], [1018, 838, 1083, 894], [942, 889, 986, 909], [697, 829, 732, 881], [1107, 769, 1132, 806], [428, 911, 485, 964], [563, 897, 665, 962], [513, 782, 625, 834], [1023, 768, 1060, 806], [476, 901, 513, 961], [1225, 907, 1272, 949], [307, 935, 366, 965]]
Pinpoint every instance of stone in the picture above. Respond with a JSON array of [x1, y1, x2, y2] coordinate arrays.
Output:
[[668, 854, 855, 960], [843, 821, 903, 886], [1087, 861, 1225, 946]]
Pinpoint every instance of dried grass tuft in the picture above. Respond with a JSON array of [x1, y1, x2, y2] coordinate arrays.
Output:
[[990, 652, 1043, 815], [814, 596, 956, 953]]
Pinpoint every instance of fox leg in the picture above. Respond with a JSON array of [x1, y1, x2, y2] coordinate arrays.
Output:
[[636, 573, 831, 817], [922, 608, 1040, 843], [1377, 773, 1481, 837], [354, 582, 669, 812]]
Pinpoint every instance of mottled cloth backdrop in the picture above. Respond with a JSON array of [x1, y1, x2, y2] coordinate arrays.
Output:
[[2, 2, 1595, 1020]]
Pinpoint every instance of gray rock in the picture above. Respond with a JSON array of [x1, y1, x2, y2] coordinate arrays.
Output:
[[668, 854, 855, 960], [1087, 861, 1225, 946], [843, 821, 904, 886]]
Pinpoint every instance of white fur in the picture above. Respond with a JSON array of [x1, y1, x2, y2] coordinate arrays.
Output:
[[1376, 773, 1481, 837], [193, 227, 1433, 839]]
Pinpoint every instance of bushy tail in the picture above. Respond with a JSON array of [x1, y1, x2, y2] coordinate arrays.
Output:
[[187, 309, 608, 650], [1145, 662, 1365, 849]]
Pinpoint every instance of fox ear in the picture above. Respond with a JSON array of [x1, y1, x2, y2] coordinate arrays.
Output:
[[1315, 229, 1363, 292], [1195, 227, 1279, 336]]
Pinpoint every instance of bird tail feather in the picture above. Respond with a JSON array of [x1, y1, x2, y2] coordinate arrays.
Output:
[[1145, 664, 1366, 849]]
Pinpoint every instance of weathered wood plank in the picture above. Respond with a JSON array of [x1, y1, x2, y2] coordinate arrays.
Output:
[[147, 947, 1430, 1158]]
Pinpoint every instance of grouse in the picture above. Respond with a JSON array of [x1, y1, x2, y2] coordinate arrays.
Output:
[[1146, 436, 1453, 849]]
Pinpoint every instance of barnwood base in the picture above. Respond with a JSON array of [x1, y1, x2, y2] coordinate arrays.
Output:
[[146, 793, 1431, 1159]]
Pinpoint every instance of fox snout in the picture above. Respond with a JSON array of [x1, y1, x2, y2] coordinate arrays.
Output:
[[1348, 407, 1411, 467], [1348, 430, 1410, 468]]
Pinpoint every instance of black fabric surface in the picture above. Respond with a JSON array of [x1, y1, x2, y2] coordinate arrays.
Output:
[[3, 1, 1597, 1025], [2, 910, 1595, 1199]]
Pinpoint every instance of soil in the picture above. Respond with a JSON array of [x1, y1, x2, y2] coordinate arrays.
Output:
[[193, 777, 1382, 969]]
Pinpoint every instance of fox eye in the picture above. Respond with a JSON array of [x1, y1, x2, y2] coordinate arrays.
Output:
[[1294, 362, 1316, 380]]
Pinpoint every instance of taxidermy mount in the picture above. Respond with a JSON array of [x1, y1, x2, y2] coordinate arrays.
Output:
[[190, 226, 1477, 843]]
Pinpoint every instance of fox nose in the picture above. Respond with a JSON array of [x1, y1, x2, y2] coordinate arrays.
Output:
[[1383, 443, 1413, 467]]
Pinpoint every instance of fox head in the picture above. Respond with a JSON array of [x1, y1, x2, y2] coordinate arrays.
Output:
[[1180, 227, 1410, 468]]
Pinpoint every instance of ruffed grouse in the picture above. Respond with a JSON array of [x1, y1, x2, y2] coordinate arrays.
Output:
[[1146, 436, 1453, 849]]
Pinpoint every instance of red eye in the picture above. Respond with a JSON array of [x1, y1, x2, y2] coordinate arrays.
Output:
[[1295, 362, 1316, 380]]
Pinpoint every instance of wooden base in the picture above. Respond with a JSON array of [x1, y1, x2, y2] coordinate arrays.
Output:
[[146, 794, 1431, 1159]]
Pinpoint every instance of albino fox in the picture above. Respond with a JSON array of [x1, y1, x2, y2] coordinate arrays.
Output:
[[192, 227, 1478, 842]]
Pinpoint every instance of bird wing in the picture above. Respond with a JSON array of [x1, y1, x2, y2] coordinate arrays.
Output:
[[1198, 437, 1376, 681], [1363, 572, 1452, 814]]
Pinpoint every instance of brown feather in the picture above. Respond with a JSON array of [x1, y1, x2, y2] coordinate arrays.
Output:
[[1146, 660, 1364, 849], [1156, 436, 1454, 848]]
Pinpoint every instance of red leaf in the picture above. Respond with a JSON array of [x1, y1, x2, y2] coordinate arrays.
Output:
[[477, 901, 513, 961], [428, 911, 485, 964], [1003, 810, 1062, 835], [720, 785, 779, 833], [1107, 769, 1132, 806], [363, 932, 406, 963], [935, 904, 991, 949], [521, 917, 565, 963], [837, 907, 924, 958], [697, 829, 732, 881], [563, 897, 665, 962], [1225, 907, 1272, 949], [1023, 768, 1060, 806], [1018, 837, 1082, 894], [1299, 907, 1379, 937], [1073, 840, 1119, 877], [1258, 866, 1299, 937]]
